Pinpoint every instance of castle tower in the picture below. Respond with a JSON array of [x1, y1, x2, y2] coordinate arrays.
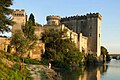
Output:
[[12, 9, 27, 32], [61, 13, 102, 57], [46, 15, 61, 26], [87, 13, 102, 57]]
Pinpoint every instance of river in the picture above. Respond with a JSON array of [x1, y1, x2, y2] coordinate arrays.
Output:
[[58, 59, 120, 80]]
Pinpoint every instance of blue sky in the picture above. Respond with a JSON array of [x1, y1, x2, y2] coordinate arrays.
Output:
[[10, 0, 120, 54]]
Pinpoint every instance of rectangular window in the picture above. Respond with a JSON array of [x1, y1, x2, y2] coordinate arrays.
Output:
[[89, 33, 92, 37]]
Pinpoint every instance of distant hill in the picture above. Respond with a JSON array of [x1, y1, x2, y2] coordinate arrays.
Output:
[[109, 54, 120, 56]]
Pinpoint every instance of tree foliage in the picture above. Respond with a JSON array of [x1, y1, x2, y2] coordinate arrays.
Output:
[[28, 13, 35, 26], [0, 0, 13, 33], [11, 20, 38, 56], [10, 20, 38, 71], [101, 46, 107, 55], [22, 20, 38, 50], [42, 29, 83, 68], [85, 54, 97, 65], [11, 30, 28, 56], [101, 46, 111, 61]]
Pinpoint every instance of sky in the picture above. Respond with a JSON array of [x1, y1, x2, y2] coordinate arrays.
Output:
[[9, 0, 120, 54]]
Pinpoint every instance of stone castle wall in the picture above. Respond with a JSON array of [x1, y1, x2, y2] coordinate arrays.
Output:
[[61, 13, 102, 57], [61, 24, 88, 53], [11, 9, 44, 60], [0, 37, 10, 52], [11, 9, 102, 58]]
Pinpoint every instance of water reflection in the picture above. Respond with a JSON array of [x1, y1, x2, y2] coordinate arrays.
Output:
[[59, 60, 120, 80], [59, 63, 108, 80], [78, 64, 108, 80]]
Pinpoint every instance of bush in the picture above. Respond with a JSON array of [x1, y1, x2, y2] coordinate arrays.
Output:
[[106, 54, 111, 61], [86, 54, 98, 66], [21, 57, 40, 64]]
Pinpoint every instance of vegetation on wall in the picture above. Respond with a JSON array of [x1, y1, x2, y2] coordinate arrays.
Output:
[[41, 29, 83, 68]]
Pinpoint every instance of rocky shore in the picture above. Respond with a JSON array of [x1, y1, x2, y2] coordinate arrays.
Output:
[[27, 64, 60, 80]]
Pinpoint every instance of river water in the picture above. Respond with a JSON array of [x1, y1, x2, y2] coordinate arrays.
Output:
[[59, 59, 120, 80]]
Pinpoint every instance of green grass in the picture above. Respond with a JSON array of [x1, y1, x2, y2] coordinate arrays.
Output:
[[0, 50, 33, 80]]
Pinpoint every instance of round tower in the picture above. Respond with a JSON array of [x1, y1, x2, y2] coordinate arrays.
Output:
[[46, 15, 61, 26]]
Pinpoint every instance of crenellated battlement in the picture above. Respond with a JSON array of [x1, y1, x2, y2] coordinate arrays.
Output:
[[61, 15, 86, 21], [12, 9, 26, 17], [61, 13, 102, 21], [12, 9, 26, 32], [86, 13, 102, 20]]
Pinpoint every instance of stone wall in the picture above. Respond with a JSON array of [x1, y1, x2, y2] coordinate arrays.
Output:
[[29, 41, 45, 61], [61, 24, 88, 53], [0, 37, 10, 52], [61, 13, 102, 57]]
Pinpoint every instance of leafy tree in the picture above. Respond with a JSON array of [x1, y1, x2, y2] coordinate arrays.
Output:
[[28, 13, 35, 26], [11, 30, 28, 56], [106, 52, 111, 61], [10, 30, 29, 70], [22, 20, 38, 50], [11, 20, 38, 56], [11, 20, 38, 70], [101, 46, 111, 62], [42, 29, 83, 68], [85, 54, 97, 65], [0, 0, 13, 33]]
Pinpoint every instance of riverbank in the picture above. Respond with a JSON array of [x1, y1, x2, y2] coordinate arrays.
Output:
[[0, 51, 60, 80], [27, 64, 59, 80]]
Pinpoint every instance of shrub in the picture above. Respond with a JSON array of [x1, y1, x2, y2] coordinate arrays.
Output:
[[86, 54, 98, 66]]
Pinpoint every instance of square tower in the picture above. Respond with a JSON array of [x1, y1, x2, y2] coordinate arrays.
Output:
[[61, 13, 102, 57], [12, 9, 27, 32], [86, 13, 102, 57]]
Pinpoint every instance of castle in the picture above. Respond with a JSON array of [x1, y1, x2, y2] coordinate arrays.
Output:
[[46, 13, 102, 57], [0, 9, 102, 60], [62, 13, 102, 57]]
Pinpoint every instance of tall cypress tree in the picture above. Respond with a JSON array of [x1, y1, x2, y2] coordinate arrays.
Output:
[[0, 0, 13, 33], [28, 13, 35, 26]]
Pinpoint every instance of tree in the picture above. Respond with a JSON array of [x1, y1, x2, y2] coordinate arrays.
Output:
[[42, 29, 83, 68], [101, 46, 111, 62], [85, 54, 97, 65], [28, 13, 35, 26], [10, 20, 38, 70], [22, 20, 38, 50], [10, 30, 29, 70], [0, 0, 13, 33], [11, 30, 28, 56], [11, 20, 38, 57]]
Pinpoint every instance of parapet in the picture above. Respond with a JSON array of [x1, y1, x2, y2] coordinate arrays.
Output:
[[46, 15, 61, 21], [12, 9, 26, 17], [86, 13, 102, 20], [61, 13, 102, 22]]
